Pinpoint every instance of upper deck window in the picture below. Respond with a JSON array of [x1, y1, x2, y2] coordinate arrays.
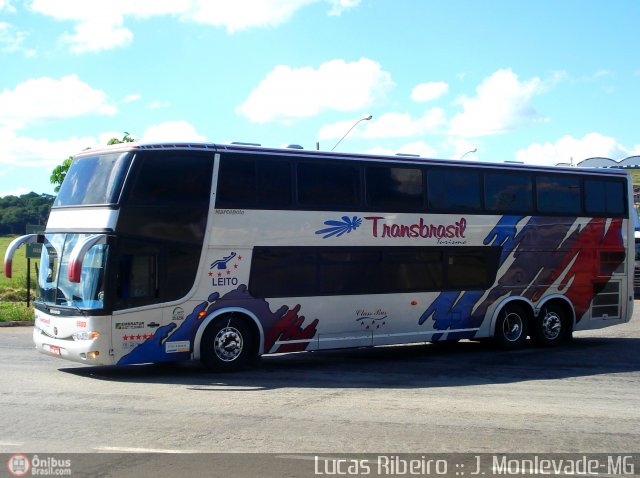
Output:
[[536, 175, 581, 214], [297, 162, 361, 208], [216, 156, 291, 208], [584, 178, 626, 216], [366, 166, 423, 210], [54, 152, 132, 206], [484, 172, 533, 213], [427, 169, 481, 211], [125, 151, 213, 206]]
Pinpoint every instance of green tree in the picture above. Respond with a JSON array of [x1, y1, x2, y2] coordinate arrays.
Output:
[[0, 193, 53, 234], [107, 132, 135, 145], [49, 132, 136, 193], [49, 156, 73, 193]]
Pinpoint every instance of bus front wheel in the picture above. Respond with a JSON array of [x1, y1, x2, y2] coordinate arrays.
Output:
[[201, 316, 256, 372], [494, 303, 528, 350], [530, 302, 571, 347]]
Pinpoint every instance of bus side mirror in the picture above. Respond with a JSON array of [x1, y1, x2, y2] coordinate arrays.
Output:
[[68, 235, 108, 283], [3, 234, 38, 278]]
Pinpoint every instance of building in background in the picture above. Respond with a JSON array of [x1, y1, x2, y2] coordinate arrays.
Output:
[[578, 156, 640, 207]]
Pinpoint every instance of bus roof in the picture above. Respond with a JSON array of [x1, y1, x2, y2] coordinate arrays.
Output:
[[73, 141, 630, 178]]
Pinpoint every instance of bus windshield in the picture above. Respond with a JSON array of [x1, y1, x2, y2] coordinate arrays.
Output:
[[54, 152, 132, 206], [37, 233, 107, 310]]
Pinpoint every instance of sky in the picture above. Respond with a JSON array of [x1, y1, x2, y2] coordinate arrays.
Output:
[[0, 0, 639, 197]]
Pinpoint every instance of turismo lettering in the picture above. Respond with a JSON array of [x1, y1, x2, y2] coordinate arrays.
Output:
[[364, 216, 467, 239]]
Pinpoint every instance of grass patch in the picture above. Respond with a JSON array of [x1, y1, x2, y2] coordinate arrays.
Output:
[[0, 235, 37, 302], [0, 301, 34, 322]]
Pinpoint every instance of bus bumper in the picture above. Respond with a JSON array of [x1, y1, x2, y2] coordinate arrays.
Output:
[[33, 323, 114, 366]]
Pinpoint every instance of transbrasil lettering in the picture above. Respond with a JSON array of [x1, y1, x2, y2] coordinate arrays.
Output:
[[364, 216, 467, 239]]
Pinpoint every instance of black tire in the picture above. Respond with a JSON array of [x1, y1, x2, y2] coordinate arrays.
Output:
[[494, 303, 528, 350], [200, 316, 256, 372], [530, 302, 572, 347]]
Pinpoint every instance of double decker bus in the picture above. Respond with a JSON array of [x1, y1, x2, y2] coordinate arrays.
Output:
[[4, 142, 634, 371]]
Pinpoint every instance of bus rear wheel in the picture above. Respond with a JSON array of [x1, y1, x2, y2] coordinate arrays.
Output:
[[201, 316, 256, 372], [494, 303, 528, 350], [530, 302, 571, 347]]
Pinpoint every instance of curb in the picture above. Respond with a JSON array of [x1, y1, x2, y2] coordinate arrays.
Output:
[[0, 321, 35, 327]]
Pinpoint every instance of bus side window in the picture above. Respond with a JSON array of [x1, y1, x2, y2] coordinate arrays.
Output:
[[116, 245, 158, 307]]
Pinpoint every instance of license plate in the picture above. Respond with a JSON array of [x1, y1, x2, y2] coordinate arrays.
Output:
[[48, 345, 61, 355]]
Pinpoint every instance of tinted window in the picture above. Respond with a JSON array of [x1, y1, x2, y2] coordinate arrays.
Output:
[[216, 157, 291, 208], [217, 157, 255, 205], [428, 169, 481, 211], [54, 152, 132, 206], [536, 175, 581, 214], [116, 240, 159, 308], [127, 152, 213, 205], [366, 166, 423, 210], [447, 251, 493, 289], [318, 250, 381, 294], [298, 163, 360, 208], [115, 239, 201, 309], [381, 250, 443, 291], [584, 179, 625, 216], [484, 172, 533, 213], [248, 248, 316, 298], [250, 247, 499, 297], [257, 160, 291, 207]]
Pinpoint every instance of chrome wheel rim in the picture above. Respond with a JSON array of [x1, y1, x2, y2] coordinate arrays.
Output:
[[214, 326, 243, 362], [541, 311, 562, 340], [503, 312, 523, 342]]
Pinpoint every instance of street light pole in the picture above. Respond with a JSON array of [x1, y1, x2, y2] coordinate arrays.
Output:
[[330, 114, 373, 151], [459, 148, 477, 160]]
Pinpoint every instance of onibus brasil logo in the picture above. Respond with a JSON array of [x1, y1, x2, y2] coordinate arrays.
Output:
[[7, 454, 72, 476]]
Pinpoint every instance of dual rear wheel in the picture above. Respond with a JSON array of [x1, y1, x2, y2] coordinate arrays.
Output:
[[494, 302, 572, 349]]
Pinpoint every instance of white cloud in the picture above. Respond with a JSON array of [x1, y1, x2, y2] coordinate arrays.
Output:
[[239, 58, 394, 123], [396, 140, 438, 158], [515, 132, 634, 166], [140, 120, 206, 143], [449, 69, 545, 138], [317, 117, 370, 141], [0, 75, 117, 129], [446, 137, 479, 161], [0, 21, 33, 55], [183, 0, 314, 32], [327, 0, 360, 16], [149, 100, 171, 110], [31, 1, 131, 52], [62, 15, 133, 53], [0, 120, 204, 170], [182, 0, 360, 31], [318, 109, 445, 141], [29, 0, 360, 52], [363, 140, 438, 158], [365, 109, 446, 138], [0, 0, 16, 12], [0, 128, 99, 167], [0, 187, 30, 197], [122, 93, 141, 103], [411, 81, 448, 103]]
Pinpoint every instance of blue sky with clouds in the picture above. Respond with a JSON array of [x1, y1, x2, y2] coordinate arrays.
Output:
[[0, 0, 639, 196]]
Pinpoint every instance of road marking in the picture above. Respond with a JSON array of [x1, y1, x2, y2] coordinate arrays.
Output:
[[94, 446, 198, 454], [0, 441, 23, 447]]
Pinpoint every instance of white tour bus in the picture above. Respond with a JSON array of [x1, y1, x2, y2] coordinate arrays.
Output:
[[4, 142, 634, 371]]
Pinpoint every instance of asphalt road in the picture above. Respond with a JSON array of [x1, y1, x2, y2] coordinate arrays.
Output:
[[0, 310, 639, 475]]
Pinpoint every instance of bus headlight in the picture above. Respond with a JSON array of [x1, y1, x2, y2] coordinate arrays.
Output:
[[73, 331, 100, 341]]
